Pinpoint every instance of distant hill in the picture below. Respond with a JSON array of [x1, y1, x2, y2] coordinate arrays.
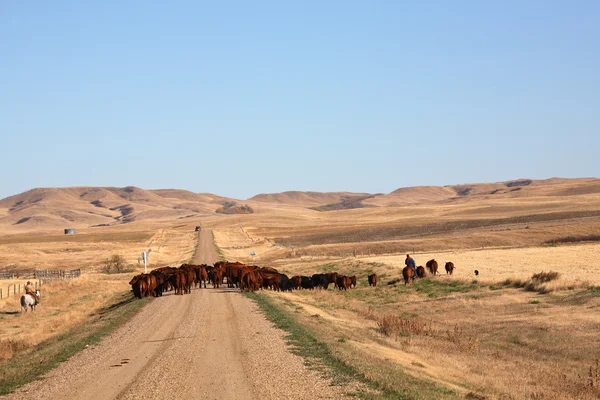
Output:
[[1, 178, 598, 232], [0, 187, 233, 232]]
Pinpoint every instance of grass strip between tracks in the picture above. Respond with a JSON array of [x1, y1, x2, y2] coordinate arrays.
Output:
[[0, 293, 150, 395], [246, 291, 458, 400]]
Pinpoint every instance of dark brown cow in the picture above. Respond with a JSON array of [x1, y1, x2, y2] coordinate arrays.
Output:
[[290, 276, 302, 290], [129, 274, 144, 286], [349, 275, 357, 288], [368, 273, 378, 287], [416, 266, 426, 278], [336, 275, 350, 291], [260, 266, 280, 275], [326, 272, 338, 289], [131, 275, 148, 299], [426, 259, 438, 276], [402, 266, 415, 285], [260, 272, 281, 291], [445, 262, 455, 275]]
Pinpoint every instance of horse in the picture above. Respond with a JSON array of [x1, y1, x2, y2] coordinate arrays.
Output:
[[445, 262, 455, 275], [21, 290, 41, 313], [416, 266, 426, 278]]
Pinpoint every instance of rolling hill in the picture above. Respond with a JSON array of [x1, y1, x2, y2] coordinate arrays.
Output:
[[0, 178, 598, 232]]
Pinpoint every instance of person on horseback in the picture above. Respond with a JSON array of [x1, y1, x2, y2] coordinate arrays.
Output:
[[24, 281, 39, 303], [405, 254, 417, 278]]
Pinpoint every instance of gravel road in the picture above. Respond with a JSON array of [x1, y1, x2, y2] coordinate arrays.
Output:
[[3, 229, 348, 400]]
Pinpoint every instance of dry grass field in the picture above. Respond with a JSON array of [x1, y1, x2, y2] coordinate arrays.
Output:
[[0, 226, 197, 361], [1, 178, 600, 398], [206, 178, 600, 399]]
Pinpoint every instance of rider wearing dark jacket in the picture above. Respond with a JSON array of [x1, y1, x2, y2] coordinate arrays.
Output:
[[405, 255, 416, 277]]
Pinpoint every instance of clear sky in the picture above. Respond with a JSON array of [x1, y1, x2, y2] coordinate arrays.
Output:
[[1, 1, 598, 200]]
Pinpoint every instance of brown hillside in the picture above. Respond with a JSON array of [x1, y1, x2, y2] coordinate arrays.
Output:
[[1, 178, 598, 233], [0, 186, 235, 233]]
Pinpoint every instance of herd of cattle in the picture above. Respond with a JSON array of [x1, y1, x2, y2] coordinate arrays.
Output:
[[128, 259, 455, 299]]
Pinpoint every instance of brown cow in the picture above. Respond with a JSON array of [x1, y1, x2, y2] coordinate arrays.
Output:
[[240, 268, 261, 292], [416, 266, 426, 278], [150, 270, 167, 296], [445, 262, 455, 275], [368, 273, 378, 287], [197, 265, 208, 288], [402, 266, 415, 285], [426, 259, 438, 276], [168, 271, 187, 295], [349, 275, 357, 288], [225, 262, 246, 288], [144, 274, 158, 296], [239, 267, 252, 291], [179, 265, 196, 293], [131, 275, 148, 299], [211, 267, 223, 288]]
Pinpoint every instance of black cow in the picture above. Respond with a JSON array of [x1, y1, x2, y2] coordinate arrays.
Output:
[[311, 274, 324, 288], [279, 274, 292, 291], [301, 276, 314, 290]]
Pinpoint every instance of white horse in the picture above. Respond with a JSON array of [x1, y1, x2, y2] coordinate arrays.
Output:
[[20, 290, 41, 313]]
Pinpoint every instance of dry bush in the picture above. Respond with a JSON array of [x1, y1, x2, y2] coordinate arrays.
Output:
[[501, 271, 586, 294], [531, 271, 561, 283], [377, 314, 435, 339], [102, 255, 133, 274]]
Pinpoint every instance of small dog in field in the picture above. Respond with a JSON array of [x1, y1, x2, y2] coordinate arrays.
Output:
[[474, 270, 479, 276]]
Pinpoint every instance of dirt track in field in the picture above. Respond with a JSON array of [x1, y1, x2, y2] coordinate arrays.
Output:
[[3, 229, 347, 400]]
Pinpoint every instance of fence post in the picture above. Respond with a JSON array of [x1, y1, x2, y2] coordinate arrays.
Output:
[[0, 288, 2, 299], [13, 284, 16, 297]]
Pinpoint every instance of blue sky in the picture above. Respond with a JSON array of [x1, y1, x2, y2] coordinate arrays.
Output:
[[1, 1, 598, 200]]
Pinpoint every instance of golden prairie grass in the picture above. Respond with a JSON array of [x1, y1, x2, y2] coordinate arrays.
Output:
[[0, 228, 196, 271], [232, 235, 600, 400], [0, 274, 129, 359], [265, 278, 600, 399]]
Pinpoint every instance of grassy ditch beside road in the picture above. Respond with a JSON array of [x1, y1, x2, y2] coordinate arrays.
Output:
[[246, 291, 459, 400], [0, 292, 149, 395]]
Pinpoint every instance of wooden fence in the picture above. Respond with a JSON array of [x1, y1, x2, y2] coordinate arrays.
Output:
[[0, 270, 35, 280], [34, 269, 81, 280]]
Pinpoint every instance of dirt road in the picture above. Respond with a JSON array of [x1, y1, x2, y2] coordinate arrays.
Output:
[[4, 229, 347, 400]]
